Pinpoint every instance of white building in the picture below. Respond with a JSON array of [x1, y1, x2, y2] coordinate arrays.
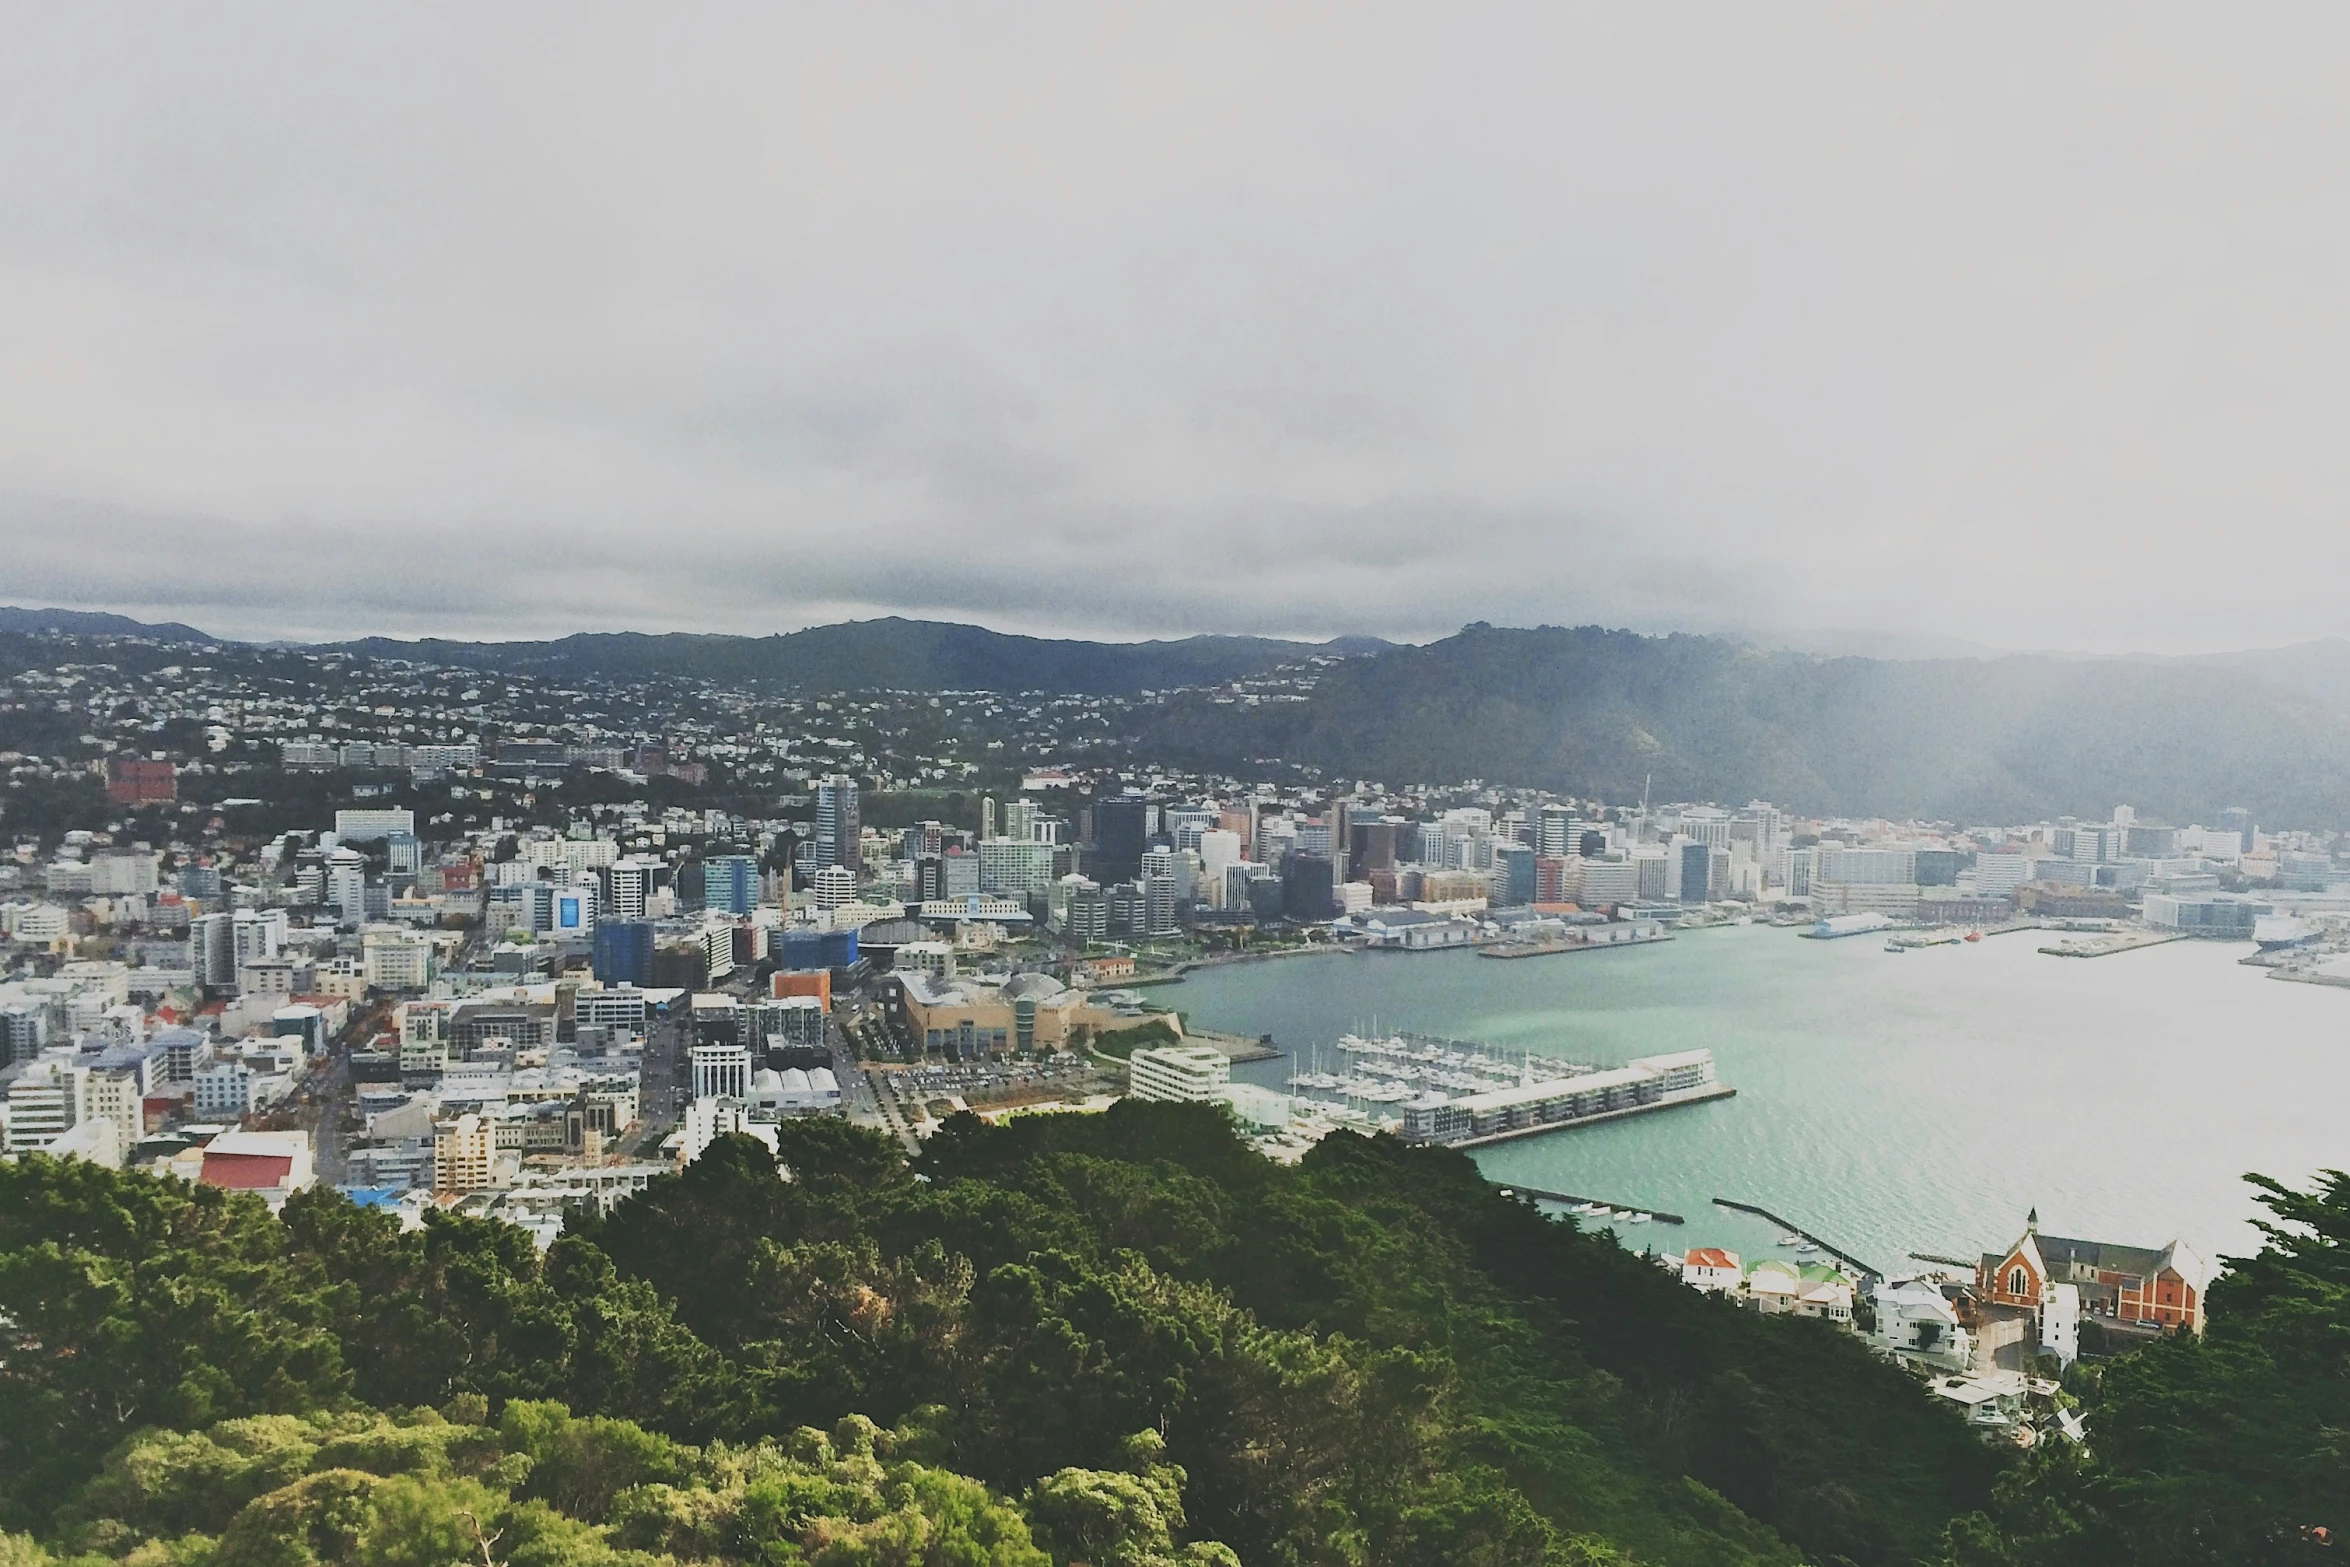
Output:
[[690, 1042, 752, 1101], [810, 865, 859, 910], [335, 808, 417, 843], [1127, 1044, 1230, 1103], [1681, 1247, 1744, 1294], [1872, 1278, 1975, 1371], [363, 928, 436, 991]]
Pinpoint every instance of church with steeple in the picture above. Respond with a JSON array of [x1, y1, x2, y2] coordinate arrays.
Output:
[[1977, 1207, 2208, 1345]]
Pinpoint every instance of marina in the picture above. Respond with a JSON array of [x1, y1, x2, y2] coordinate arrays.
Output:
[[1281, 1029, 1734, 1148]]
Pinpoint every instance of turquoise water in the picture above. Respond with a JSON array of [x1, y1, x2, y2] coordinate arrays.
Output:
[[1178, 927, 2348, 1273]]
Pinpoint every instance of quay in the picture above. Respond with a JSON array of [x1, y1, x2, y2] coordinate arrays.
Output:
[[1712, 1197, 1880, 1282], [1184, 1027, 1283, 1064], [1481, 930, 1674, 960], [1497, 1185, 1685, 1224], [1401, 1049, 1734, 1148], [2038, 929, 2184, 959]]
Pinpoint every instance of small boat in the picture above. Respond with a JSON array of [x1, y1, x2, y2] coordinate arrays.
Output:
[[1777, 1233, 1803, 1247], [1885, 940, 1906, 952], [1623, 1211, 1651, 1224], [1964, 929, 1983, 942], [1796, 1242, 1820, 1255]]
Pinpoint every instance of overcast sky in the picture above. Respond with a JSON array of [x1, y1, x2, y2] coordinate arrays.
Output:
[[3, 6, 2347, 650]]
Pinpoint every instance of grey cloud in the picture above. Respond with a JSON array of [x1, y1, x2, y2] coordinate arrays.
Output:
[[2, 5, 2348, 651]]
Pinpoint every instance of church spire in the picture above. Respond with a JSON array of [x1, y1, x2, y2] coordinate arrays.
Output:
[[2026, 1206, 2039, 1235]]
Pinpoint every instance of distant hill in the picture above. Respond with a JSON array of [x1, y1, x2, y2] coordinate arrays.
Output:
[[0, 605, 215, 644], [1142, 623, 2350, 826], [2178, 638, 2350, 720], [332, 617, 1393, 694]]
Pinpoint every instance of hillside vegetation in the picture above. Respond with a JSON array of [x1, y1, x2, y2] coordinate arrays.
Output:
[[0, 1107, 1999, 1566], [330, 620, 1390, 695], [1143, 625, 2350, 826]]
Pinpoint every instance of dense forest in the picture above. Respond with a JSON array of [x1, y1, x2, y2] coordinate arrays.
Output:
[[1140, 624, 2350, 827], [3, 1106, 2339, 1564]]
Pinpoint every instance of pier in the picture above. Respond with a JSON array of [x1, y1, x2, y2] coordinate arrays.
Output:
[[1712, 1197, 1880, 1281], [1498, 1185, 1684, 1224], [2038, 929, 2184, 958]]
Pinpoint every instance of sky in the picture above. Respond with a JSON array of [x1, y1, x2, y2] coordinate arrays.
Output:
[[3, 6, 2349, 650]]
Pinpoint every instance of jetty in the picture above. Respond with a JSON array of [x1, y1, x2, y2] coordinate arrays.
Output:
[[1499, 1185, 1684, 1224], [1712, 1197, 1880, 1282], [1481, 929, 1673, 961], [2037, 929, 2184, 959]]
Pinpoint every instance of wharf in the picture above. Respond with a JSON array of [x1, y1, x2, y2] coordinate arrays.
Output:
[[1442, 1083, 1737, 1148], [1712, 1197, 1879, 1282], [1184, 1028, 1283, 1064], [1480, 931, 1673, 960], [1498, 1184, 1684, 1224], [2037, 929, 2184, 959]]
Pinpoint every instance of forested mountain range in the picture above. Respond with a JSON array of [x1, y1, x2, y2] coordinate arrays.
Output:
[[16, 601, 2350, 822], [1142, 624, 2350, 827]]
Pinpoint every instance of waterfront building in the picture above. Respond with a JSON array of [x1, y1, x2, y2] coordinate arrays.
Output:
[[1873, 1278, 1975, 1371], [2142, 892, 2270, 938], [1399, 1049, 1727, 1147], [892, 970, 1112, 1055], [1682, 1247, 1743, 1294], [1979, 1211, 2206, 1340], [1127, 1044, 1231, 1103]]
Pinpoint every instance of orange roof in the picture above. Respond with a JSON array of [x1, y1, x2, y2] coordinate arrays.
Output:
[[1685, 1248, 1738, 1269]]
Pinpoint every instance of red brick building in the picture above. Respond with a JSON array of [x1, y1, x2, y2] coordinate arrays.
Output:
[[105, 754, 177, 805], [1978, 1209, 2208, 1334]]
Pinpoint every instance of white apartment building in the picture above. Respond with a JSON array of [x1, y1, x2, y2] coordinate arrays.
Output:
[[977, 838, 1056, 897], [362, 928, 436, 991], [193, 1059, 257, 1120], [1127, 1044, 1231, 1103], [4, 1066, 78, 1151], [335, 808, 417, 842], [434, 1113, 497, 1193]]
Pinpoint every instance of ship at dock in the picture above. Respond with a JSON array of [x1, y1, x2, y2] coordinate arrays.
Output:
[[1285, 1031, 1733, 1149]]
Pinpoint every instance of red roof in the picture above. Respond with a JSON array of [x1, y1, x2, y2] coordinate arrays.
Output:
[[199, 1152, 293, 1190], [1685, 1248, 1738, 1269]]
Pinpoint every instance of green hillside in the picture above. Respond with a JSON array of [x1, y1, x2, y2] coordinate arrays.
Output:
[[0, 1107, 1999, 1566], [1142, 624, 2350, 826]]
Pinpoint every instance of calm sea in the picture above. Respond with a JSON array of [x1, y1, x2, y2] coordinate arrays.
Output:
[[1176, 926, 2346, 1273]]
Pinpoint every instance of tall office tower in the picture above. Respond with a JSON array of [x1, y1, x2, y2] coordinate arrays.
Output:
[[815, 776, 862, 869], [192, 912, 236, 989], [2219, 806, 2254, 852], [1678, 839, 1714, 904], [1002, 798, 1041, 842], [703, 854, 759, 916], [1538, 803, 1574, 857], [1093, 795, 1149, 883], [981, 796, 1000, 841], [593, 921, 655, 986], [606, 856, 659, 922]]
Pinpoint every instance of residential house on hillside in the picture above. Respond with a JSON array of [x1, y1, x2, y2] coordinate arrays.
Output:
[[1681, 1247, 1742, 1294]]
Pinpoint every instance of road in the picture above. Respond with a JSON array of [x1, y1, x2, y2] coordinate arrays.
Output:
[[619, 1008, 687, 1157]]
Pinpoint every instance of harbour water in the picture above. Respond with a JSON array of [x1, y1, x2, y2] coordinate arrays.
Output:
[[1179, 926, 2347, 1273]]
